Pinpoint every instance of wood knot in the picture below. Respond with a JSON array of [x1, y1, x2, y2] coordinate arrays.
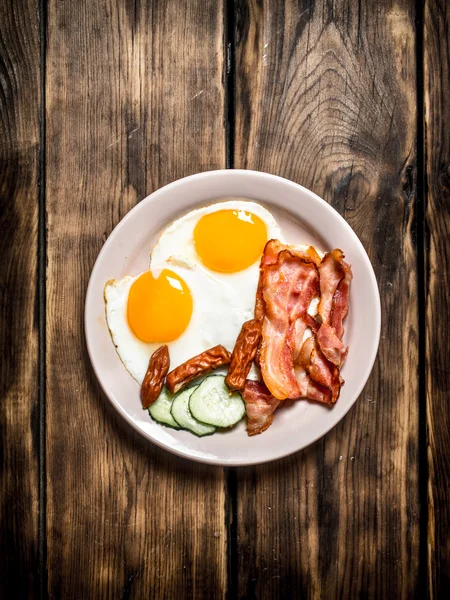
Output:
[[402, 164, 415, 201], [439, 163, 450, 189]]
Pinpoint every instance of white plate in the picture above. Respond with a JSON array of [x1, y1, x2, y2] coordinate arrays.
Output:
[[85, 170, 380, 466]]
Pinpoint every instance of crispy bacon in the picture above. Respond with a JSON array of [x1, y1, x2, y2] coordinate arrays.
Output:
[[307, 378, 333, 403], [305, 245, 322, 266], [242, 380, 280, 436], [259, 249, 319, 400], [316, 249, 352, 367], [298, 337, 341, 404], [316, 323, 348, 367], [254, 240, 281, 321], [310, 346, 341, 404], [254, 240, 321, 322], [331, 260, 352, 339], [294, 363, 331, 403], [254, 240, 351, 415], [292, 272, 320, 361], [317, 249, 345, 325]]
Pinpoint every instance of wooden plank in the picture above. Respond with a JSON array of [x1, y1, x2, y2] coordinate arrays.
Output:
[[424, 0, 450, 596], [234, 1, 420, 597], [0, 0, 40, 596], [45, 1, 227, 596]]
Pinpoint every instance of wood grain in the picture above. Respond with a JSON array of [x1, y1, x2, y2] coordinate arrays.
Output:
[[424, 0, 450, 596], [0, 0, 40, 596], [234, 1, 420, 597], [45, 0, 227, 597]]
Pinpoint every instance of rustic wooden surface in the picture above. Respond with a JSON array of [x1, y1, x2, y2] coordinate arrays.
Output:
[[45, 0, 227, 597], [0, 0, 40, 597], [424, 0, 450, 596], [234, 1, 421, 597], [1, 0, 449, 597]]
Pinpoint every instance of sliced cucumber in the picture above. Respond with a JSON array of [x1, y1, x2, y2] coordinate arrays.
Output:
[[189, 375, 246, 428], [148, 387, 179, 428], [170, 387, 216, 437]]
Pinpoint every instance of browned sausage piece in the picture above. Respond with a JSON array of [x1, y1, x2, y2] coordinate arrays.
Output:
[[141, 345, 170, 409], [225, 319, 262, 391], [166, 345, 231, 394]]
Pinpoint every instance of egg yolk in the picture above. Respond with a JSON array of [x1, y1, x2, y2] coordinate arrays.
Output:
[[127, 270, 193, 343], [193, 210, 268, 273]]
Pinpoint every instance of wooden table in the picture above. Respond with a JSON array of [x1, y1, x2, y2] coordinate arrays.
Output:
[[1, 0, 449, 597]]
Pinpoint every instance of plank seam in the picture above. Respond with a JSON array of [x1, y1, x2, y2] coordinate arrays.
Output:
[[415, 0, 428, 596], [225, 468, 238, 600], [38, 0, 48, 597], [225, 1, 238, 598], [225, 0, 236, 170]]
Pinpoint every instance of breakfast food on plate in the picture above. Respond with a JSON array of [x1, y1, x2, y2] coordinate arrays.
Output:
[[257, 241, 322, 400], [189, 376, 246, 428], [170, 387, 216, 436], [256, 240, 352, 405], [148, 387, 180, 429], [166, 345, 231, 394], [242, 380, 280, 436], [141, 345, 170, 408], [150, 200, 281, 315], [104, 256, 244, 385], [225, 319, 262, 391], [316, 249, 352, 367], [104, 199, 352, 437]]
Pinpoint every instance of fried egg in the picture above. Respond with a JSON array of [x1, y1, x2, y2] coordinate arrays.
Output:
[[105, 257, 247, 384], [150, 200, 282, 314]]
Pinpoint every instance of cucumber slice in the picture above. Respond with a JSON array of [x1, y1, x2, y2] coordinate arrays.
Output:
[[189, 375, 246, 428], [148, 387, 179, 428], [171, 387, 216, 437]]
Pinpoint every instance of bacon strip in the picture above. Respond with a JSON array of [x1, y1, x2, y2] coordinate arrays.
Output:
[[259, 249, 319, 399], [255, 240, 321, 322], [331, 260, 352, 339], [254, 240, 351, 415], [242, 380, 280, 436], [294, 363, 331, 403], [254, 240, 281, 321], [316, 249, 352, 367], [298, 337, 341, 404], [317, 249, 345, 325], [316, 324, 348, 368]]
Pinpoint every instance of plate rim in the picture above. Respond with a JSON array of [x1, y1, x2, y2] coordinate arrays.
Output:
[[85, 169, 381, 466]]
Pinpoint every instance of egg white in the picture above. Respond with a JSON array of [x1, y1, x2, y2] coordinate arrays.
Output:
[[150, 200, 282, 316], [104, 257, 250, 385]]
